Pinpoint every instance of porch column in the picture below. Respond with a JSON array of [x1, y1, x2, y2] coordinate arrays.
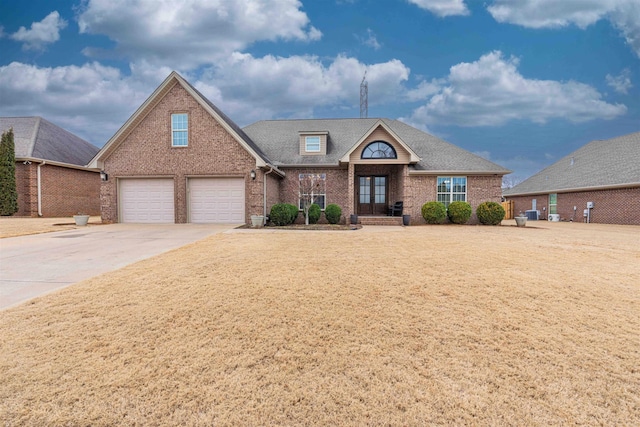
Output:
[[347, 162, 355, 216]]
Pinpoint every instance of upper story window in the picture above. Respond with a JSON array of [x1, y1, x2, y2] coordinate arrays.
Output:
[[171, 113, 188, 147], [305, 136, 321, 152], [361, 141, 397, 159]]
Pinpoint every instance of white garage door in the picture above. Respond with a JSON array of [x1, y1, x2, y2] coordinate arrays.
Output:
[[189, 178, 245, 223], [120, 179, 175, 223]]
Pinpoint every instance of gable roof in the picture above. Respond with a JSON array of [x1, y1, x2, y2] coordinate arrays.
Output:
[[243, 118, 510, 174], [503, 131, 640, 196], [0, 117, 99, 166], [88, 71, 280, 174]]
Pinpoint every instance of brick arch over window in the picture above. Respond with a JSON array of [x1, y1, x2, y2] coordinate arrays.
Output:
[[361, 141, 397, 159]]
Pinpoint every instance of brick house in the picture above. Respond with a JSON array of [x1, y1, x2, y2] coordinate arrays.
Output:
[[89, 72, 510, 225], [1, 117, 101, 217], [503, 131, 640, 225]]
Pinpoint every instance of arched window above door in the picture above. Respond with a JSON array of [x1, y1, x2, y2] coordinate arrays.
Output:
[[361, 141, 397, 159]]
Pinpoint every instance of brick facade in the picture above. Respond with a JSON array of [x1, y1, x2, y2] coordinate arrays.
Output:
[[506, 186, 640, 225], [405, 174, 503, 224], [277, 167, 349, 224], [14, 162, 100, 217], [98, 75, 507, 225], [100, 83, 261, 223]]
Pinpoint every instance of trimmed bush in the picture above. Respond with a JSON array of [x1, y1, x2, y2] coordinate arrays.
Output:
[[286, 203, 299, 224], [447, 201, 472, 224], [476, 201, 506, 225], [308, 203, 321, 224], [325, 204, 342, 224], [270, 203, 294, 226], [421, 201, 447, 224]]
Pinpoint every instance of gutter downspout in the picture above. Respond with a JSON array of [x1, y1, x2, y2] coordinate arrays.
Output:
[[263, 165, 275, 223], [37, 161, 46, 217]]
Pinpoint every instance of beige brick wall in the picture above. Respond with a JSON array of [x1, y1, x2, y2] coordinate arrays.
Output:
[[506, 187, 640, 225], [14, 162, 100, 217], [101, 83, 260, 223]]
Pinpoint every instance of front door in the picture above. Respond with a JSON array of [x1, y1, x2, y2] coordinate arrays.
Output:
[[357, 176, 388, 215]]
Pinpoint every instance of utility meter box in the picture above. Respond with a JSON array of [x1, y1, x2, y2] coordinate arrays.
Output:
[[583, 209, 588, 217], [587, 201, 595, 209]]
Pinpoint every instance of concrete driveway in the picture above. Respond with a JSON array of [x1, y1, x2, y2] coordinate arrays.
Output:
[[0, 223, 237, 310]]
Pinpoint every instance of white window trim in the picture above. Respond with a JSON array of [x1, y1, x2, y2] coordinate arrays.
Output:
[[171, 113, 188, 147], [305, 136, 321, 153], [437, 176, 467, 208], [299, 173, 327, 210]]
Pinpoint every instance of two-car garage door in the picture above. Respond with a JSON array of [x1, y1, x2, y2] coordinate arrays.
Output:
[[119, 178, 244, 223]]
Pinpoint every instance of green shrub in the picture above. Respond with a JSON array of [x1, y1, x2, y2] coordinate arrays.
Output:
[[447, 201, 472, 224], [270, 203, 294, 226], [286, 203, 299, 224], [0, 129, 18, 216], [421, 201, 447, 224], [476, 201, 505, 225], [325, 204, 342, 224], [308, 203, 321, 224]]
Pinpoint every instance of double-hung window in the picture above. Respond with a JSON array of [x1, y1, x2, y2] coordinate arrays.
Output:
[[171, 113, 188, 147], [299, 173, 326, 210], [305, 136, 321, 152], [437, 176, 467, 208]]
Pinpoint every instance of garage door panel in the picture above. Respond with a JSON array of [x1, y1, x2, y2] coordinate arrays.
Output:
[[120, 179, 174, 223], [189, 178, 245, 223]]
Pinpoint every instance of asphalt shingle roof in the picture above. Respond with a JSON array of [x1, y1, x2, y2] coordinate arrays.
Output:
[[503, 131, 640, 196], [0, 117, 99, 166], [243, 118, 510, 173]]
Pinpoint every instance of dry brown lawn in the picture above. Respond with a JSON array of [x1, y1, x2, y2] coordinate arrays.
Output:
[[1, 222, 639, 425], [0, 216, 102, 238]]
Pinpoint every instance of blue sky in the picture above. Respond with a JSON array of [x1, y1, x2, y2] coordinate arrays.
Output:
[[1, 0, 638, 183]]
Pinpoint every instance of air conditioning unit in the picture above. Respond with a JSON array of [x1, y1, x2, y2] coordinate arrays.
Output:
[[548, 214, 560, 222], [525, 209, 539, 220]]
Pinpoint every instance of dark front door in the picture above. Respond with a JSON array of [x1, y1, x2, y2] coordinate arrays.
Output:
[[357, 176, 387, 215]]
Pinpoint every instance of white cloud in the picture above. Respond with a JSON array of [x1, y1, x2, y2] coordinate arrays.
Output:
[[487, 0, 640, 57], [0, 62, 153, 145], [10, 11, 67, 50], [408, 51, 627, 127], [406, 79, 444, 101], [606, 68, 633, 94], [195, 53, 410, 123], [358, 29, 382, 50], [77, 0, 322, 69], [0, 54, 410, 144], [407, 0, 469, 17]]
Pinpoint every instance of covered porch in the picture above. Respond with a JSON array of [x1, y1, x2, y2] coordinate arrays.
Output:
[[347, 163, 409, 221]]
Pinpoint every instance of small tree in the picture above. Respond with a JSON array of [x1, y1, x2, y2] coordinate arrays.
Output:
[[0, 128, 18, 216], [299, 173, 326, 225]]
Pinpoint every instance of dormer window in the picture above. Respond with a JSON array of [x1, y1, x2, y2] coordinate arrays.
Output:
[[305, 136, 321, 152], [299, 131, 328, 155], [361, 141, 397, 159]]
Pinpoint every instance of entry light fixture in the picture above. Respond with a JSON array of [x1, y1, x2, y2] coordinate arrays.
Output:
[[100, 170, 109, 181], [250, 169, 256, 180]]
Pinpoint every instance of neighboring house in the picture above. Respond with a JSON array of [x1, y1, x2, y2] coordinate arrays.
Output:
[[0, 117, 101, 217], [503, 131, 640, 225], [89, 72, 510, 225]]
